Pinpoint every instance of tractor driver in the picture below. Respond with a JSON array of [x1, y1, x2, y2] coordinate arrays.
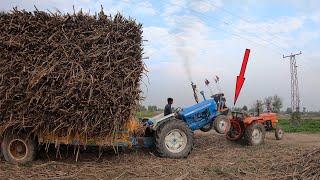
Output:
[[164, 98, 173, 116]]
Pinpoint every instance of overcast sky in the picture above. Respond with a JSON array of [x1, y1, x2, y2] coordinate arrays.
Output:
[[1, 0, 320, 111]]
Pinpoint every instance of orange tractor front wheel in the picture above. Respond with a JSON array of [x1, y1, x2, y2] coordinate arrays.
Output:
[[226, 119, 245, 141]]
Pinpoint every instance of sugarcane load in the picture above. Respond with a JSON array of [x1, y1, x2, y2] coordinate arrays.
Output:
[[0, 8, 144, 137]]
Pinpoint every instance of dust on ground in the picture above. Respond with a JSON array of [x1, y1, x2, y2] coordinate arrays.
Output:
[[0, 131, 319, 180]]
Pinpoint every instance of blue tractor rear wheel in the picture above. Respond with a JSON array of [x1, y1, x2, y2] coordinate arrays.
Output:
[[155, 119, 194, 158]]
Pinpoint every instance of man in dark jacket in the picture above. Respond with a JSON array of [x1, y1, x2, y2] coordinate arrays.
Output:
[[164, 98, 173, 116]]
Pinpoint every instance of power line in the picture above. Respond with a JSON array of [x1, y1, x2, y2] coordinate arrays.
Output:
[[158, 0, 286, 55], [191, 7, 287, 54], [202, 0, 288, 47], [116, 0, 285, 55], [199, 0, 294, 53]]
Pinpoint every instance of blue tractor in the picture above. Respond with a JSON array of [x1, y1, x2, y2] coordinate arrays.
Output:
[[144, 91, 230, 158]]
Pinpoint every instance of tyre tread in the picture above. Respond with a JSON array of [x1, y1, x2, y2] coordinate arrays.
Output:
[[275, 127, 284, 140], [244, 122, 266, 146], [1, 132, 36, 164], [155, 119, 194, 158]]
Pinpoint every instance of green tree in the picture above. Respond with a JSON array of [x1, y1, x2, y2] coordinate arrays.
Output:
[[147, 105, 157, 112], [242, 105, 248, 111], [286, 107, 292, 114], [137, 104, 146, 111], [264, 96, 273, 112], [250, 100, 264, 115], [232, 107, 242, 111], [257, 100, 264, 114], [272, 95, 283, 113], [303, 107, 306, 113]]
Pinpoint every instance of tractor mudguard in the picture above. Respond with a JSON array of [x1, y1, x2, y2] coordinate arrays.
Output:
[[147, 113, 176, 130], [243, 116, 260, 125]]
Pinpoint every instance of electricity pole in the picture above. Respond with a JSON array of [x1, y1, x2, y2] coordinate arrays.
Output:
[[283, 51, 302, 123]]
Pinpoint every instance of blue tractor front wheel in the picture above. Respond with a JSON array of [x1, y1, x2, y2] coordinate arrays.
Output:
[[213, 115, 231, 134]]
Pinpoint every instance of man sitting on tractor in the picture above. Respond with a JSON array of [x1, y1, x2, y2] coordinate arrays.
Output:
[[164, 98, 173, 116]]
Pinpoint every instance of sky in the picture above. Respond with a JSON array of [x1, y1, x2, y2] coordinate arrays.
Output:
[[1, 0, 320, 111]]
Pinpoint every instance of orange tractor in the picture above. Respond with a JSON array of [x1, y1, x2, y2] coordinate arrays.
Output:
[[226, 111, 284, 145]]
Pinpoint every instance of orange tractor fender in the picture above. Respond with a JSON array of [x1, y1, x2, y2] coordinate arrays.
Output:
[[243, 113, 278, 128], [243, 116, 260, 126]]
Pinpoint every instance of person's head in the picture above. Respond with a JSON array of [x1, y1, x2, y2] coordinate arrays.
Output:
[[167, 98, 173, 104]]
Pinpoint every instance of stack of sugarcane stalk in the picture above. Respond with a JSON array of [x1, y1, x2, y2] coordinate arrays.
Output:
[[0, 8, 144, 138]]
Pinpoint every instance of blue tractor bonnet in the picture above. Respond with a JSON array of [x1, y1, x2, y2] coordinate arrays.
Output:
[[178, 99, 218, 130], [180, 99, 217, 117]]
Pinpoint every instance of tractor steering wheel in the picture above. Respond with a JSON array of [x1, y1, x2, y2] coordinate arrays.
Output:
[[174, 107, 182, 113], [232, 111, 244, 119]]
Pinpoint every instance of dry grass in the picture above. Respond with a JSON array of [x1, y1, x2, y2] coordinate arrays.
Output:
[[1, 131, 319, 180]]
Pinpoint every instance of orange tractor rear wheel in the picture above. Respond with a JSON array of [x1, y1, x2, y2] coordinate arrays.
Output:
[[244, 122, 266, 146]]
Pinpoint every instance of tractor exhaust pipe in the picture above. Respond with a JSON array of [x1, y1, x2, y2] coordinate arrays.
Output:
[[191, 82, 199, 103]]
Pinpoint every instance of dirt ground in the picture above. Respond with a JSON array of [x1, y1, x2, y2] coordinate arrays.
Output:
[[0, 131, 319, 180]]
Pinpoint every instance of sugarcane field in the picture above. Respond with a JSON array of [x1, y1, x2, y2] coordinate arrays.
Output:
[[0, 1, 320, 180]]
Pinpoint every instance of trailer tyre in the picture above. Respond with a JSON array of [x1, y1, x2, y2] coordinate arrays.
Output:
[[244, 122, 266, 146], [1, 132, 36, 164], [155, 119, 194, 158]]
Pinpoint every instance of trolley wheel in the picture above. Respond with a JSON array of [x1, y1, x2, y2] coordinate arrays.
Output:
[[1, 132, 36, 164]]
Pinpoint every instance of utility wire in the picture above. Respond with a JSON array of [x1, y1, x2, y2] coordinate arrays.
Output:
[[165, 0, 287, 54], [198, 0, 299, 53], [117, 0, 284, 55], [189, 14, 284, 55], [159, 0, 285, 55]]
